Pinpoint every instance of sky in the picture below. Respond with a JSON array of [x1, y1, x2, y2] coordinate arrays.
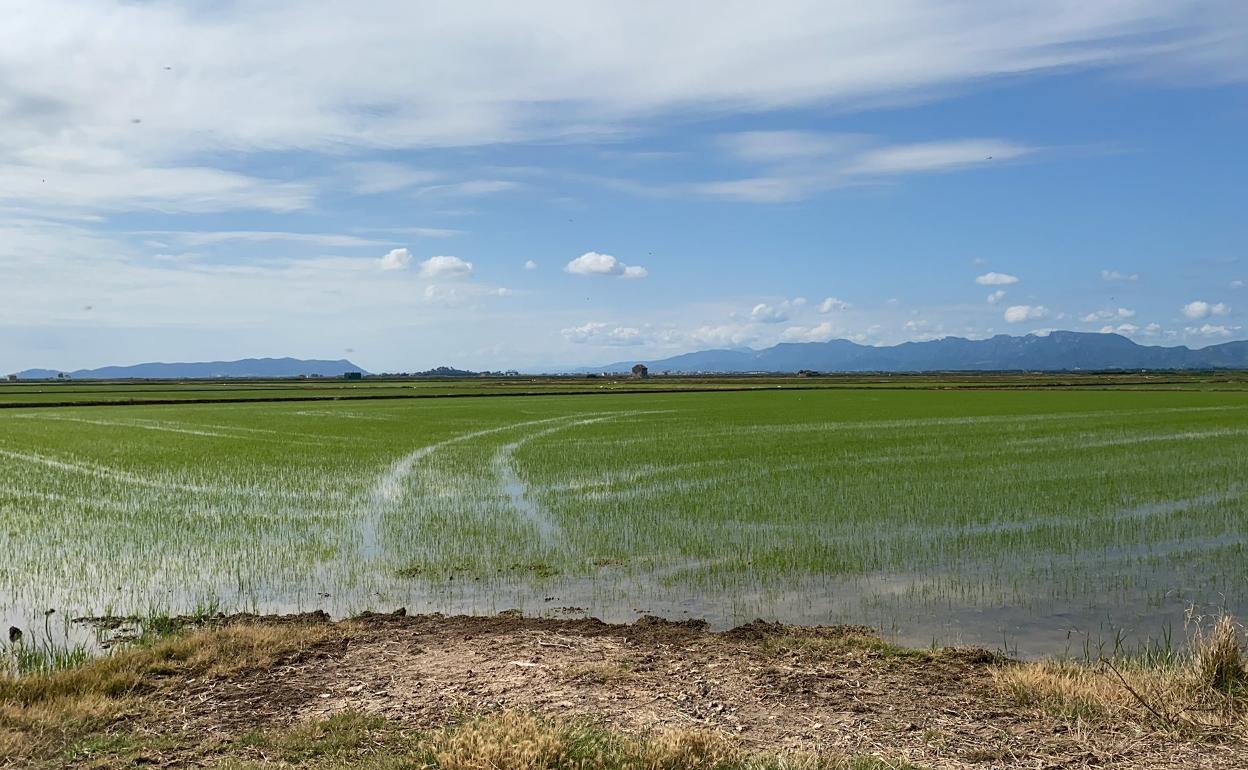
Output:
[[2, 1, 1247, 373]]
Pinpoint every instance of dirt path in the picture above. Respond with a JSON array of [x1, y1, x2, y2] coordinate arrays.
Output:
[[141, 613, 1245, 769]]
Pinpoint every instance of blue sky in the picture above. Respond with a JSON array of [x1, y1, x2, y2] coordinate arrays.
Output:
[[2, 1, 1246, 373]]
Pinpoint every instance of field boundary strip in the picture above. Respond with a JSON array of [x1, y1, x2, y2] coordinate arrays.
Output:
[[6, 380, 1248, 410]]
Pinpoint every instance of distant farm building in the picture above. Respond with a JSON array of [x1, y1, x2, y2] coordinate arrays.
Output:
[[343, 371, 363, 380], [631, 363, 649, 379]]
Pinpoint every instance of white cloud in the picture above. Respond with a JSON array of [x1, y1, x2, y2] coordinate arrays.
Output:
[[848, 139, 1032, 175], [975, 272, 1019, 286], [378, 248, 412, 271], [750, 303, 789, 324], [688, 177, 810, 203], [1101, 269, 1140, 282], [0, 2, 1243, 218], [148, 230, 390, 248], [1142, 323, 1163, 336], [341, 162, 435, 194], [688, 324, 758, 348], [1185, 324, 1239, 338], [818, 297, 850, 313], [524, 260, 538, 270], [1182, 300, 1230, 319], [986, 289, 1006, 305], [418, 255, 473, 279], [422, 281, 509, 304], [719, 131, 865, 162], [1004, 304, 1048, 323], [565, 252, 647, 278], [416, 180, 520, 198], [1083, 307, 1135, 321], [561, 322, 645, 346], [1232, 280, 1245, 289], [1099, 323, 1138, 334], [780, 321, 835, 343]]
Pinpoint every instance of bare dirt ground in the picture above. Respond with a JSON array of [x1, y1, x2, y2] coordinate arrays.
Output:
[[133, 612, 1246, 769]]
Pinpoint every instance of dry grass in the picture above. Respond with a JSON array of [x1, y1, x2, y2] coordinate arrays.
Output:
[[427, 711, 914, 770], [0, 622, 337, 765], [994, 612, 1248, 741], [215, 711, 922, 770], [559, 661, 638, 685]]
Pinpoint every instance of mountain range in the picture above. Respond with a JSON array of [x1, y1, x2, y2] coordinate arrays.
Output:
[[593, 331, 1248, 373], [13, 358, 367, 380]]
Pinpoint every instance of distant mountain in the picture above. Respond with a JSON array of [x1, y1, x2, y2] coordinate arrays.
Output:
[[592, 332, 1248, 373], [14, 357, 367, 380]]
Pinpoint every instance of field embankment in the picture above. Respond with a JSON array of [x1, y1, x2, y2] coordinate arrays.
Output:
[[4, 613, 1246, 769]]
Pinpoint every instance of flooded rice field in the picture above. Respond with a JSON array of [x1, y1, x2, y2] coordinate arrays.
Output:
[[1, 387, 1245, 658]]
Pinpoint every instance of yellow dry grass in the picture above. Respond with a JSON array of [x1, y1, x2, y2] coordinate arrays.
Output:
[[428, 711, 887, 770], [0, 622, 336, 765], [994, 613, 1247, 740]]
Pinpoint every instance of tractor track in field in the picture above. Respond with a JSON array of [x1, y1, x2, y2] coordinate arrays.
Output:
[[360, 411, 667, 555]]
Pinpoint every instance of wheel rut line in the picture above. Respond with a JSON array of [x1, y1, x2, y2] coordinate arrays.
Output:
[[361, 410, 672, 555], [359, 415, 594, 556], [491, 411, 665, 543]]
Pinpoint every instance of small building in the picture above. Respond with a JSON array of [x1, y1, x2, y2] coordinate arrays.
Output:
[[343, 371, 363, 380], [631, 363, 649, 379], [4, 374, 16, 382]]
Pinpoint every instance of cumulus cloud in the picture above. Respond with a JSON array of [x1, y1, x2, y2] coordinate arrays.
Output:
[[1186, 324, 1239, 338], [1101, 269, 1140, 282], [750, 303, 789, 324], [1182, 300, 1230, 320], [780, 321, 836, 343], [1142, 323, 1163, 336], [1083, 308, 1135, 322], [378, 247, 412, 271], [1232, 280, 1245, 289], [986, 289, 1006, 305], [524, 260, 538, 270], [561, 321, 645, 346], [975, 272, 1019, 286], [688, 324, 758, 348], [1099, 323, 1138, 334], [818, 297, 850, 313], [419, 255, 473, 279], [1004, 305, 1048, 323], [565, 252, 648, 278]]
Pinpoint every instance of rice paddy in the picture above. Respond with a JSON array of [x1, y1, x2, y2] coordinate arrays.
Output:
[[2, 384, 1246, 656]]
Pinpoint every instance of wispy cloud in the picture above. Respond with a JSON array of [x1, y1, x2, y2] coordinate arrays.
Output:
[[151, 231, 393, 248]]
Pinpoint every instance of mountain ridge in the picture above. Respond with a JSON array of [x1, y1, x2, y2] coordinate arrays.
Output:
[[591, 331, 1248, 373], [12, 357, 368, 380]]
